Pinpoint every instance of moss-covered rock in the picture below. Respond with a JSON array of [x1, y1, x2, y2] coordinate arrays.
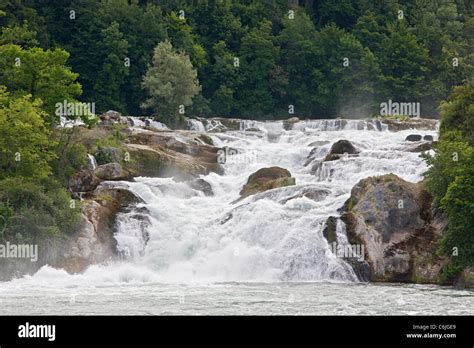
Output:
[[340, 174, 449, 284], [239, 167, 296, 199]]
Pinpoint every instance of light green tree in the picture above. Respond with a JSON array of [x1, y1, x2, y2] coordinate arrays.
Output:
[[142, 40, 201, 126], [0, 44, 82, 123], [0, 86, 55, 180]]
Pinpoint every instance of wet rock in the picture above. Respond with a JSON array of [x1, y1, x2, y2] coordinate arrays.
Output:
[[304, 147, 320, 166], [283, 117, 300, 131], [323, 216, 338, 244], [196, 134, 214, 146], [59, 184, 143, 273], [279, 186, 330, 204], [307, 140, 330, 147], [94, 162, 129, 180], [340, 174, 448, 283], [239, 167, 296, 199], [407, 141, 435, 152], [68, 168, 101, 193], [405, 134, 422, 141], [324, 140, 359, 161], [381, 118, 438, 131], [189, 178, 214, 196], [423, 135, 434, 141]]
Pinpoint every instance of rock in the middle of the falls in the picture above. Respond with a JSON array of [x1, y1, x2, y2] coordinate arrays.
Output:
[[239, 166, 296, 199]]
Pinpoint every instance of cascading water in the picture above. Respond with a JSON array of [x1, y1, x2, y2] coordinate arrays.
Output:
[[2, 118, 472, 315], [110, 119, 436, 283]]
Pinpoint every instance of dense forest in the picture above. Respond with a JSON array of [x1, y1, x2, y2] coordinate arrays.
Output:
[[0, 0, 472, 120], [0, 0, 472, 282]]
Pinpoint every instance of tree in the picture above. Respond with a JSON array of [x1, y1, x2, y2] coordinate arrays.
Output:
[[0, 86, 54, 180], [439, 80, 474, 145], [0, 21, 39, 48], [277, 11, 319, 117], [0, 44, 82, 122], [378, 22, 430, 104], [141, 40, 201, 126], [236, 20, 281, 117], [94, 21, 129, 113], [314, 24, 381, 117], [423, 80, 474, 280]]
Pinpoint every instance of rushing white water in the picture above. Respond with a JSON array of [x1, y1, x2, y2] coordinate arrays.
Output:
[[107, 119, 437, 284], [2, 118, 471, 315]]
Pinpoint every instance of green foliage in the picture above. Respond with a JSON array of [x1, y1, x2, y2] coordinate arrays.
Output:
[[0, 44, 82, 120], [0, 86, 54, 180], [0, 21, 38, 48], [439, 80, 474, 145], [142, 40, 201, 126], [94, 21, 129, 113], [2, 0, 469, 119], [0, 177, 81, 243], [423, 80, 474, 279]]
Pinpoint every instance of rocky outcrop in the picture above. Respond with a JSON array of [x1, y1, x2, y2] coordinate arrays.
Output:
[[59, 183, 142, 273], [69, 162, 131, 193], [340, 174, 448, 283], [324, 140, 359, 161], [124, 130, 223, 179], [381, 118, 438, 131], [239, 167, 296, 199]]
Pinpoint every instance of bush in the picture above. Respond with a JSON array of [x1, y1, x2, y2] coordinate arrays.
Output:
[[0, 177, 81, 243]]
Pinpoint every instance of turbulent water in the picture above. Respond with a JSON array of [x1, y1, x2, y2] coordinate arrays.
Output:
[[1, 119, 473, 315]]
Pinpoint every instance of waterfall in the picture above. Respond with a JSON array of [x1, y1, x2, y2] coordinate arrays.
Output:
[[107, 119, 437, 283], [187, 119, 206, 131], [87, 154, 97, 170]]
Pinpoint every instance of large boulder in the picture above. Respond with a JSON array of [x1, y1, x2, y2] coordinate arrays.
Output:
[[58, 184, 143, 273], [324, 140, 359, 161], [340, 174, 448, 283], [94, 162, 129, 180], [68, 168, 101, 193], [239, 167, 296, 199]]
